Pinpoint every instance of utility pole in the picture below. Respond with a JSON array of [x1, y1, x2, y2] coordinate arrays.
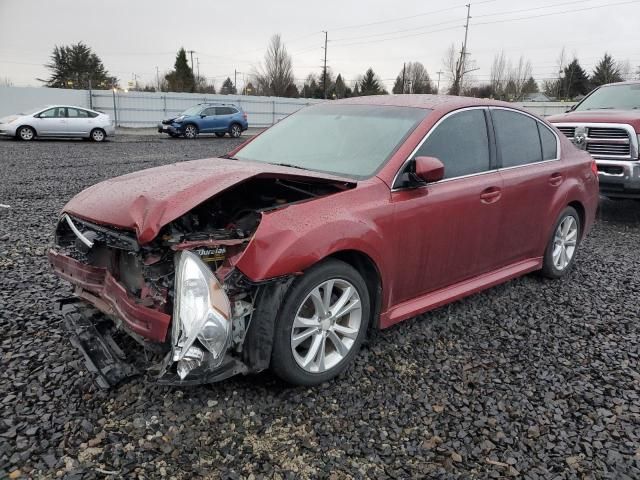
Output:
[[454, 4, 471, 95], [322, 30, 328, 99], [156, 66, 160, 91], [196, 57, 200, 79], [436, 71, 443, 93], [187, 50, 195, 71], [234, 69, 237, 91], [401, 63, 406, 94]]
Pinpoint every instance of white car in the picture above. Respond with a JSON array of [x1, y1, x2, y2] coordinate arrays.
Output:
[[0, 105, 115, 142]]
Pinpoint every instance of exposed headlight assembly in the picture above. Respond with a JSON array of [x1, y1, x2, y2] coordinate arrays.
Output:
[[172, 251, 231, 379], [174, 115, 185, 123]]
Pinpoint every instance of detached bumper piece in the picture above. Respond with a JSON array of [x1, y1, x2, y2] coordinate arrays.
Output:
[[59, 299, 139, 389]]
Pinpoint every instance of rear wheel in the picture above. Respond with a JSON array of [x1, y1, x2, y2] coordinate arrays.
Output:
[[183, 124, 198, 139], [229, 123, 242, 138], [271, 259, 370, 385], [17, 126, 35, 141], [90, 128, 106, 142], [541, 206, 581, 279]]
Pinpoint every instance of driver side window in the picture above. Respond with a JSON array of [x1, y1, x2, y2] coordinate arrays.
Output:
[[201, 107, 216, 116], [413, 109, 491, 179]]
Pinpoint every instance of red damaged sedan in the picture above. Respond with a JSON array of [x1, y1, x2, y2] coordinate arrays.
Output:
[[49, 95, 599, 388]]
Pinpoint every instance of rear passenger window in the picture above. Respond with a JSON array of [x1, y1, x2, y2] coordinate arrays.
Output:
[[216, 107, 234, 115], [538, 123, 558, 160], [493, 109, 542, 167], [414, 109, 490, 179]]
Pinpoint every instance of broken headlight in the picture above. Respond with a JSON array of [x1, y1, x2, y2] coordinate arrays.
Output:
[[172, 250, 231, 379]]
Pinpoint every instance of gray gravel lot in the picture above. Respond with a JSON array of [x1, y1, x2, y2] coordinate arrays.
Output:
[[1, 135, 639, 479]]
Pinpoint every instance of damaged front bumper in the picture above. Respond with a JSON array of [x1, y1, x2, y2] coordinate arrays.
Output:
[[58, 298, 248, 388]]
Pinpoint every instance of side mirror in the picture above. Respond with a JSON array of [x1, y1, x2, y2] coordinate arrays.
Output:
[[200, 114, 207, 118], [414, 156, 445, 183], [565, 104, 576, 113]]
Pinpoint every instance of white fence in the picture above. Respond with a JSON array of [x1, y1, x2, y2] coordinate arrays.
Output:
[[0, 86, 575, 128]]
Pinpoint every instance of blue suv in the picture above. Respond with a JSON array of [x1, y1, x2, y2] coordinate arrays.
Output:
[[158, 103, 248, 139]]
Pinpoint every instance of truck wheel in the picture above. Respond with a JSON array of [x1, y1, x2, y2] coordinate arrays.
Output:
[[271, 259, 370, 386], [541, 206, 581, 279]]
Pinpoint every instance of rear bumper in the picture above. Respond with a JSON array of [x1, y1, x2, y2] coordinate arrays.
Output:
[[104, 124, 116, 136], [597, 159, 640, 198], [48, 249, 171, 342]]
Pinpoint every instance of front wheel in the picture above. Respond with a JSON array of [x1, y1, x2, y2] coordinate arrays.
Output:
[[17, 126, 35, 141], [541, 206, 581, 279], [229, 123, 242, 138], [183, 124, 198, 139], [271, 259, 371, 386]]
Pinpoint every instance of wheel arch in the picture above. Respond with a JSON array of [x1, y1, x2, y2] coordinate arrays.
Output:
[[567, 200, 585, 237], [16, 125, 37, 136], [326, 249, 383, 330]]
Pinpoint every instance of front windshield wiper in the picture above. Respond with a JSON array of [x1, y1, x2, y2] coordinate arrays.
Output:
[[271, 162, 308, 171]]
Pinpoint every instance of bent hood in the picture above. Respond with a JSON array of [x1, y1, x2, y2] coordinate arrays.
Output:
[[63, 157, 355, 244], [547, 110, 640, 131]]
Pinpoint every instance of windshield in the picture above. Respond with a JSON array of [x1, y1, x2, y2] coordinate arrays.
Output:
[[234, 103, 429, 178], [180, 105, 204, 116], [575, 83, 640, 111]]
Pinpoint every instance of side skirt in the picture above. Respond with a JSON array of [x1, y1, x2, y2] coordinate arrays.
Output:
[[380, 258, 542, 329]]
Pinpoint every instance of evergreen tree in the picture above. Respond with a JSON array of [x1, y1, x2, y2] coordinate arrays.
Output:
[[220, 77, 237, 94], [334, 74, 347, 99], [591, 53, 623, 87], [244, 82, 256, 95], [392, 76, 404, 94], [165, 48, 196, 92], [561, 59, 590, 99], [522, 76, 539, 95], [43, 42, 115, 89], [359, 68, 386, 96]]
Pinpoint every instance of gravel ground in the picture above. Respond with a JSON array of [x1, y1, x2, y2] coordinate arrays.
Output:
[[1, 135, 639, 479]]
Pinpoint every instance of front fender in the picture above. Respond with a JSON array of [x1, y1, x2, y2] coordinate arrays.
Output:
[[234, 181, 391, 283]]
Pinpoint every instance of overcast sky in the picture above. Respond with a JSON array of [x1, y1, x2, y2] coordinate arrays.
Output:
[[1, 0, 638, 92]]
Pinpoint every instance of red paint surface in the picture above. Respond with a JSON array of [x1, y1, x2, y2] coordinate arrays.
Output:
[[547, 110, 640, 131], [57, 95, 599, 340], [49, 250, 171, 341]]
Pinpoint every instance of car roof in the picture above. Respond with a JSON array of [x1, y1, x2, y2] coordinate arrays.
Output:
[[197, 102, 238, 107], [599, 80, 640, 87], [332, 94, 520, 111], [40, 105, 98, 111]]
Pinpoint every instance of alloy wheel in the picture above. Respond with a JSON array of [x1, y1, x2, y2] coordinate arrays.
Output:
[[184, 125, 197, 139], [230, 124, 241, 138], [19, 127, 34, 141], [91, 129, 105, 142], [552, 215, 578, 270], [291, 278, 362, 373]]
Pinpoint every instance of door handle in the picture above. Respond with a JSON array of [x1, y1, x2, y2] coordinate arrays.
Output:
[[549, 173, 564, 186], [480, 187, 501, 204]]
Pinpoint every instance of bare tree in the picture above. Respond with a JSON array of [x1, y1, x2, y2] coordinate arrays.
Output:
[[443, 43, 473, 95], [254, 34, 295, 97], [506, 56, 533, 101], [0, 77, 13, 87], [490, 51, 507, 99]]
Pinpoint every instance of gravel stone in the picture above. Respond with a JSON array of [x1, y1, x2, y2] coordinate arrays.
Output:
[[1, 135, 639, 478]]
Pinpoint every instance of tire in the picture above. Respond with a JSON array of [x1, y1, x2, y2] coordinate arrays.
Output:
[[183, 124, 198, 139], [215, 132, 225, 138], [17, 126, 35, 141], [90, 128, 106, 142], [271, 259, 371, 386], [229, 123, 242, 138], [540, 206, 581, 279]]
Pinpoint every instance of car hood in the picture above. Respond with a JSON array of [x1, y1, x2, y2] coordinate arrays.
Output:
[[547, 110, 640, 131], [0, 115, 19, 124], [62, 157, 356, 244]]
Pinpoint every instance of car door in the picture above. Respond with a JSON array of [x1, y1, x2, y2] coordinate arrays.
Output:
[[490, 107, 565, 264], [33, 107, 67, 136], [389, 107, 504, 305], [197, 107, 217, 132], [65, 108, 92, 135], [214, 107, 234, 132]]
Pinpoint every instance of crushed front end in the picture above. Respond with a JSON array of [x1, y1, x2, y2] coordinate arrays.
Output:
[[48, 176, 344, 388]]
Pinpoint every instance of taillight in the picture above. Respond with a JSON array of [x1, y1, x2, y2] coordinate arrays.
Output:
[[591, 159, 598, 177], [243, 112, 247, 120]]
